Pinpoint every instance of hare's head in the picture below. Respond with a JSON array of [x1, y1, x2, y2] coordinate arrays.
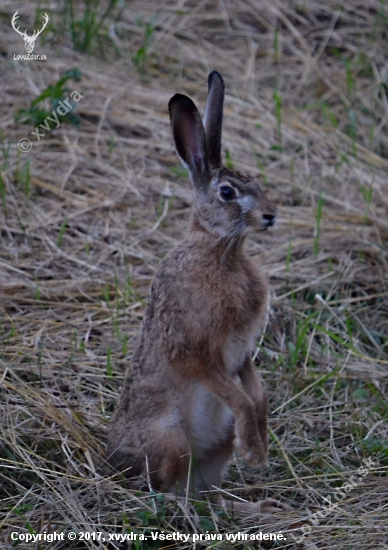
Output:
[[169, 71, 277, 239]]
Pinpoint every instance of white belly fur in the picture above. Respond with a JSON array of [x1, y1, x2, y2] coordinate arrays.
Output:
[[186, 383, 233, 456]]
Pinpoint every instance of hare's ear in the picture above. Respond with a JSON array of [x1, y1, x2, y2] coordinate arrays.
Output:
[[203, 71, 224, 170], [169, 93, 210, 192]]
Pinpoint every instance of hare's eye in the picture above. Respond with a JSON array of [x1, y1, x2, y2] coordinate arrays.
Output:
[[219, 186, 236, 201]]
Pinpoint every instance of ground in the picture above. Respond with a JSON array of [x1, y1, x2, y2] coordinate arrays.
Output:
[[0, 1, 387, 549]]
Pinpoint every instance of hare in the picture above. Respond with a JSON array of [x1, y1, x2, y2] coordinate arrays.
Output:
[[107, 71, 289, 514]]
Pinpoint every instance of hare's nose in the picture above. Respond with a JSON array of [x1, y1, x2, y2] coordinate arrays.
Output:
[[262, 213, 276, 227]]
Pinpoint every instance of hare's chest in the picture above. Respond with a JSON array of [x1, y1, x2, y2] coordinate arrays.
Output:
[[222, 317, 264, 376], [221, 275, 268, 375]]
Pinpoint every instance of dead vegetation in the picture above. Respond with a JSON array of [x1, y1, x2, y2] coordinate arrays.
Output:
[[0, 0, 387, 548]]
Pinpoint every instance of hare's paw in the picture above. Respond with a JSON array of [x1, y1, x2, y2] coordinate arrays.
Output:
[[233, 432, 268, 468], [256, 419, 269, 457], [252, 498, 292, 514]]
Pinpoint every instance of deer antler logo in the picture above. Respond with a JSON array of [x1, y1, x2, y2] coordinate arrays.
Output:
[[12, 11, 49, 54]]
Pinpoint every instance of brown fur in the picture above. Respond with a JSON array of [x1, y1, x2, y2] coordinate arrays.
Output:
[[107, 72, 289, 514]]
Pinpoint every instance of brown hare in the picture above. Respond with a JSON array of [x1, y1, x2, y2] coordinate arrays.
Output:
[[107, 71, 289, 514]]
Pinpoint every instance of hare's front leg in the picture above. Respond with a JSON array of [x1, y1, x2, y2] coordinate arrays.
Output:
[[239, 356, 269, 461], [191, 355, 267, 468]]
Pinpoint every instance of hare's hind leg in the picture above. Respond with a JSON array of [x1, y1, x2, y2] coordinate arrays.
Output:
[[222, 497, 291, 515], [146, 425, 191, 493], [189, 435, 234, 499], [188, 439, 291, 516], [107, 414, 191, 493]]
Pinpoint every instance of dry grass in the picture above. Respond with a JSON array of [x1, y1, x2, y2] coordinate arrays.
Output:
[[0, 0, 387, 548]]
